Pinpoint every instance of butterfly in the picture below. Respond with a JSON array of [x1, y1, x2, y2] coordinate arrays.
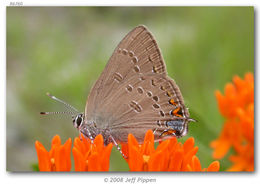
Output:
[[41, 25, 195, 157]]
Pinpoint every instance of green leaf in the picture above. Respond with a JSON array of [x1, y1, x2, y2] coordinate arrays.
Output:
[[31, 163, 39, 172]]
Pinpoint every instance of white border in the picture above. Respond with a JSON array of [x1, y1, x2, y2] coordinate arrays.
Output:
[[1, 1, 259, 186]]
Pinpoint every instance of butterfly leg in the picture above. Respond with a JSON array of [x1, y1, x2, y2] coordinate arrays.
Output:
[[79, 131, 83, 141], [80, 126, 94, 143], [109, 135, 128, 159], [153, 128, 158, 134]]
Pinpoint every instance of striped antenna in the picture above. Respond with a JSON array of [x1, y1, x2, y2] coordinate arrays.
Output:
[[46, 92, 79, 113], [40, 111, 77, 115]]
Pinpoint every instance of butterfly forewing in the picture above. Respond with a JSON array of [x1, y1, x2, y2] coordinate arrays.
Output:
[[85, 25, 190, 143], [86, 26, 166, 119]]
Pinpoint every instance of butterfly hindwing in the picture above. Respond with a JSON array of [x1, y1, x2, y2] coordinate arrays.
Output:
[[106, 74, 189, 143]]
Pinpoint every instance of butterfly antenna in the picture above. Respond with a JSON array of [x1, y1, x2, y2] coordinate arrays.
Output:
[[40, 111, 77, 115], [46, 92, 79, 113]]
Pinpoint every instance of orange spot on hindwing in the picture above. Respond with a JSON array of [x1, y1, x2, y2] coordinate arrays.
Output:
[[169, 99, 176, 105], [171, 107, 183, 117]]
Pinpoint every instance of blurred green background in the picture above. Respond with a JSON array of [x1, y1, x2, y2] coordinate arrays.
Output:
[[6, 7, 254, 171]]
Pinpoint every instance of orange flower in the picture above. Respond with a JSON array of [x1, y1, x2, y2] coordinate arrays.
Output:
[[211, 72, 254, 171], [215, 73, 254, 119], [72, 134, 113, 171], [122, 130, 220, 171], [35, 135, 72, 171], [227, 142, 254, 171]]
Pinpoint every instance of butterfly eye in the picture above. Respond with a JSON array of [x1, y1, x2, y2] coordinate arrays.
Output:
[[76, 115, 83, 127], [73, 114, 83, 128]]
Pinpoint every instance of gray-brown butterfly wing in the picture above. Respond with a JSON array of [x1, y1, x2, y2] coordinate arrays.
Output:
[[86, 25, 166, 120], [99, 74, 190, 143], [85, 25, 190, 143]]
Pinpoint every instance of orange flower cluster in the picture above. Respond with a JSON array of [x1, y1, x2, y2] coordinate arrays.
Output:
[[72, 134, 112, 171], [35, 135, 72, 171], [36, 131, 219, 171], [35, 134, 112, 171], [211, 72, 254, 171], [122, 130, 220, 171]]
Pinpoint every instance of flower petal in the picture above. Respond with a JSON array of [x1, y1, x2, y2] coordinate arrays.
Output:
[[88, 152, 101, 171], [168, 149, 184, 171], [191, 156, 202, 171], [183, 137, 195, 153], [72, 147, 86, 171], [141, 130, 155, 155], [51, 135, 61, 147], [207, 161, 220, 172], [101, 143, 113, 171], [181, 146, 198, 171], [35, 141, 51, 171], [93, 134, 104, 153], [54, 138, 72, 171], [121, 143, 129, 161], [148, 149, 166, 171], [127, 134, 144, 171]]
